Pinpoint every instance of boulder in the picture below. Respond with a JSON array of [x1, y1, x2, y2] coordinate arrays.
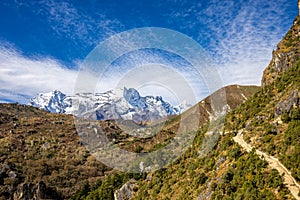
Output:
[[13, 181, 61, 200], [275, 90, 299, 116], [114, 179, 137, 200]]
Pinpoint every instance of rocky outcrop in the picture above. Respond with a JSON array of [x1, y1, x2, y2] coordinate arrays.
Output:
[[12, 181, 61, 200], [275, 90, 299, 116], [262, 2, 300, 87], [298, 0, 300, 15], [114, 179, 137, 200]]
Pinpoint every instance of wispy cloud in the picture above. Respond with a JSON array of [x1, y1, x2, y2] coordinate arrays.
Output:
[[166, 0, 297, 86], [0, 43, 77, 103], [35, 0, 123, 47], [0, 0, 297, 104], [4, 0, 124, 48]]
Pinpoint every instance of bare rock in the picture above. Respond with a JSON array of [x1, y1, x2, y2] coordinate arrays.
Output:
[[275, 90, 299, 116], [114, 179, 137, 200], [262, 8, 300, 88], [13, 181, 61, 200]]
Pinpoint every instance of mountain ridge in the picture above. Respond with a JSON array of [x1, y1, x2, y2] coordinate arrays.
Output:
[[29, 87, 189, 123]]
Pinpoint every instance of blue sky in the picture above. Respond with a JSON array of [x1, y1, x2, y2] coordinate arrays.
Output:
[[0, 0, 298, 104]]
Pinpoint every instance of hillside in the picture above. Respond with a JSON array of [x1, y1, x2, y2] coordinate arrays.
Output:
[[225, 5, 300, 191], [65, 84, 260, 200], [0, 84, 258, 200], [0, 103, 116, 199], [128, 3, 300, 200]]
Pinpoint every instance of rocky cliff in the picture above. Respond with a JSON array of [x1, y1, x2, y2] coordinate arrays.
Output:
[[262, 1, 300, 87]]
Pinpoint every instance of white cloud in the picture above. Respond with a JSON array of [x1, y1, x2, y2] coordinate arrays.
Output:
[[0, 44, 78, 103], [206, 0, 296, 86], [166, 0, 298, 86], [0, 42, 207, 105]]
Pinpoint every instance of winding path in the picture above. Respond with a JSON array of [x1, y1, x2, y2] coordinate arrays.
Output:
[[233, 130, 300, 200]]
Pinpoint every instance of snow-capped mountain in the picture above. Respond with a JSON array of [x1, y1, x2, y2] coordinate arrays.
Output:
[[29, 90, 73, 114], [29, 87, 190, 122]]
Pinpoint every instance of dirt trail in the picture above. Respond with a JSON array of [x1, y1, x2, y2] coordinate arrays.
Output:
[[233, 130, 300, 200]]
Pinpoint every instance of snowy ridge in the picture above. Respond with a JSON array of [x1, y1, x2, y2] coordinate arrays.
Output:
[[29, 87, 190, 122]]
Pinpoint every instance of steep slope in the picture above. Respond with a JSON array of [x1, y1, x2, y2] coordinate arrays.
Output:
[[262, 9, 300, 87], [122, 2, 300, 200], [130, 78, 296, 199], [225, 7, 300, 189], [131, 133, 292, 199]]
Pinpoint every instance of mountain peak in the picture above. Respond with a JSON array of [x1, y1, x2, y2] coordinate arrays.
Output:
[[30, 88, 188, 122], [29, 90, 69, 113], [123, 87, 148, 109]]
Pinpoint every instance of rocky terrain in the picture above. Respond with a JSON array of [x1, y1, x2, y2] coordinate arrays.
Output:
[[0, 103, 115, 199]]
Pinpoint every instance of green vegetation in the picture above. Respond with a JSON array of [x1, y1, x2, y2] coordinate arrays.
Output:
[[72, 173, 145, 200], [130, 131, 291, 199], [281, 119, 300, 181], [211, 151, 288, 200], [225, 61, 300, 185], [126, 18, 300, 199]]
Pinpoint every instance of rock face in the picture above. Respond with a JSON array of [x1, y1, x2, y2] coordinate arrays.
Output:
[[275, 90, 300, 116], [12, 181, 61, 200], [114, 179, 137, 200], [29, 87, 188, 123], [261, 4, 300, 87]]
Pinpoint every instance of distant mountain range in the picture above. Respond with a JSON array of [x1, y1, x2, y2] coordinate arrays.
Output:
[[29, 87, 190, 123]]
